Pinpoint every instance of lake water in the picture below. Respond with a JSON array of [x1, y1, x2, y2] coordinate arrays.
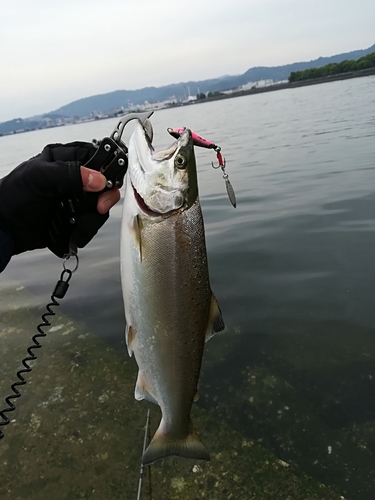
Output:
[[1, 76, 375, 499]]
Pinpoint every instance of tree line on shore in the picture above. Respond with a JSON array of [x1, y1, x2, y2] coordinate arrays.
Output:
[[288, 51, 375, 82]]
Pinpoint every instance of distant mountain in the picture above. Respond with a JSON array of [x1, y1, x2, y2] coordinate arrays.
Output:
[[1, 44, 374, 134], [50, 76, 235, 118], [237, 44, 375, 85], [50, 44, 375, 118], [0, 117, 44, 135]]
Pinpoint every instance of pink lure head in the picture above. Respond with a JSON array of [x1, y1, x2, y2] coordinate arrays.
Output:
[[167, 128, 216, 150]]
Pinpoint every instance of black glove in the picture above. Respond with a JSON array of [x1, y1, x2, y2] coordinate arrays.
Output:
[[0, 142, 109, 258]]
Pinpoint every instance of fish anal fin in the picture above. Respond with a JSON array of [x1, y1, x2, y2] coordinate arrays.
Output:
[[193, 391, 199, 403], [135, 371, 158, 405], [142, 419, 210, 466], [125, 324, 135, 357], [205, 293, 225, 342]]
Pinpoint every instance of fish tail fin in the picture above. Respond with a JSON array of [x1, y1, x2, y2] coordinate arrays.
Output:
[[142, 419, 210, 466]]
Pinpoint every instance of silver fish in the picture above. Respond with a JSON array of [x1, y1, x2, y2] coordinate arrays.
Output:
[[120, 120, 224, 465]]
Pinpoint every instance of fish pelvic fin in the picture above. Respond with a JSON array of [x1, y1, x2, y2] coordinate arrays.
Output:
[[125, 324, 135, 356], [142, 419, 210, 466], [205, 293, 225, 342], [135, 371, 158, 405]]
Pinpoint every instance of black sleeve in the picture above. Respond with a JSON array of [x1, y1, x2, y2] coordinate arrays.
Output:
[[0, 228, 14, 272], [0, 158, 83, 255]]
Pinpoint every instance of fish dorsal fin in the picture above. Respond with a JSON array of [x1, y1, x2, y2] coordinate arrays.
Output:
[[135, 371, 158, 405], [205, 294, 225, 342], [125, 324, 136, 356]]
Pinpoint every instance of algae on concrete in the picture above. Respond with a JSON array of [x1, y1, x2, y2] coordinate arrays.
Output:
[[200, 320, 375, 499], [0, 285, 345, 499]]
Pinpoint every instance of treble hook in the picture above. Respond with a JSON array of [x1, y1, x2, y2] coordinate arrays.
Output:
[[167, 127, 237, 208], [211, 147, 236, 208], [211, 146, 225, 169]]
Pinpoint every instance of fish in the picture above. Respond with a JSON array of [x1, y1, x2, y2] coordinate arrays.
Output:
[[120, 119, 225, 466]]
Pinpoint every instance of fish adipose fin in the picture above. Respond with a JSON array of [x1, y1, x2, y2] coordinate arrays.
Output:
[[142, 419, 210, 465], [125, 324, 136, 356], [135, 371, 158, 405], [205, 294, 225, 342]]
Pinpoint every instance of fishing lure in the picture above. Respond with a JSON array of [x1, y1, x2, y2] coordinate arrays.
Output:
[[167, 127, 237, 208]]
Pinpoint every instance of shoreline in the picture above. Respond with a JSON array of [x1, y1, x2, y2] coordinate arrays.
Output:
[[193, 66, 375, 104], [1, 67, 375, 137]]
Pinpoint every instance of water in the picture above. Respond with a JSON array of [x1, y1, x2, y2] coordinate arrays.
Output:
[[1, 76, 375, 499]]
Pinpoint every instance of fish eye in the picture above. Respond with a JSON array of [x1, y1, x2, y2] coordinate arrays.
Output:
[[175, 154, 187, 169]]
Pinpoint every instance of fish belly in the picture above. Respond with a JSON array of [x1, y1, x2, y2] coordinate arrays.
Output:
[[120, 184, 213, 464]]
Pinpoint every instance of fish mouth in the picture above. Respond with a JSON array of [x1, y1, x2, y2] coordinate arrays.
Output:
[[139, 119, 191, 161], [132, 183, 162, 217]]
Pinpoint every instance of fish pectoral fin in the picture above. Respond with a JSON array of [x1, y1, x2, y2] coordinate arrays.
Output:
[[134, 215, 143, 262], [128, 215, 143, 261], [135, 371, 158, 405], [142, 418, 210, 465], [205, 293, 225, 342], [125, 324, 136, 357]]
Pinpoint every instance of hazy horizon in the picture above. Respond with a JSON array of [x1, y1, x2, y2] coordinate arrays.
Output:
[[1, 0, 374, 122]]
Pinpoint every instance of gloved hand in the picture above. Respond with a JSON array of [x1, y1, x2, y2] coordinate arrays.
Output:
[[0, 141, 120, 258]]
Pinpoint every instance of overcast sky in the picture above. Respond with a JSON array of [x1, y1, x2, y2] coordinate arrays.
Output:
[[1, 0, 374, 122]]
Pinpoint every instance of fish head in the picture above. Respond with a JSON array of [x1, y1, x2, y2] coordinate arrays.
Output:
[[128, 120, 198, 215]]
